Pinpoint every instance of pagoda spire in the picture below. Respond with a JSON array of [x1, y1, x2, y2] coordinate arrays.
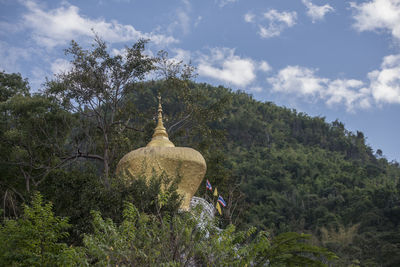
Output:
[[146, 93, 175, 147]]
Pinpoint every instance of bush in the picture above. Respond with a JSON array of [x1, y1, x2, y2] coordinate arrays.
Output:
[[0, 192, 86, 266]]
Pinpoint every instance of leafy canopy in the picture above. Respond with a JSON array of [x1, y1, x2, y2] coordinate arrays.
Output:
[[0, 192, 86, 266]]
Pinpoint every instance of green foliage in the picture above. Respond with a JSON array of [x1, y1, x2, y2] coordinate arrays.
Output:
[[0, 192, 86, 266], [38, 167, 111, 244], [0, 73, 73, 217], [37, 167, 183, 245], [45, 36, 157, 186], [0, 71, 29, 102], [260, 232, 337, 266], [83, 202, 200, 266], [83, 202, 336, 266]]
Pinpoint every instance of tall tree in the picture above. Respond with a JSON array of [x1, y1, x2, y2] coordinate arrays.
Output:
[[1, 72, 73, 216], [0, 71, 29, 102], [46, 36, 156, 187]]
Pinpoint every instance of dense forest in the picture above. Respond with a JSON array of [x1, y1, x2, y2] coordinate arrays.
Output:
[[1, 38, 400, 266]]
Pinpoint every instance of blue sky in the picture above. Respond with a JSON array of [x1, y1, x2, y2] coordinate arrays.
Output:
[[1, 0, 400, 161]]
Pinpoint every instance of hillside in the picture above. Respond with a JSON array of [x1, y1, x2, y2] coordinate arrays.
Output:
[[202, 85, 400, 266]]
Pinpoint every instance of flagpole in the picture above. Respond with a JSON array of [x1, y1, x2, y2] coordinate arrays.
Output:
[[204, 182, 206, 200]]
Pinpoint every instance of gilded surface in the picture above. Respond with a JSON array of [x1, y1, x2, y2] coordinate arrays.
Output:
[[116, 146, 207, 210], [116, 94, 207, 210]]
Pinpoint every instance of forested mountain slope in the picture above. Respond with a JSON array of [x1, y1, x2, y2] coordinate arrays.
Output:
[[197, 84, 400, 266]]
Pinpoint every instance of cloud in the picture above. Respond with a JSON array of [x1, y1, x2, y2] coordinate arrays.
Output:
[[171, 48, 192, 63], [217, 0, 237, 8], [111, 48, 126, 57], [259, 61, 272, 72], [267, 65, 370, 111], [244, 9, 297, 38], [197, 47, 270, 88], [244, 12, 255, 23], [0, 41, 31, 73], [21, 0, 178, 48], [263, 9, 297, 27], [368, 54, 400, 104], [268, 66, 328, 95], [326, 79, 370, 109], [51, 58, 72, 74], [350, 0, 400, 40], [267, 55, 400, 110], [168, 1, 191, 35], [302, 0, 334, 23], [168, 0, 202, 35], [176, 9, 190, 34]]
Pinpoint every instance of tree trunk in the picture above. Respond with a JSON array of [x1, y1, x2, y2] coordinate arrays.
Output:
[[103, 150, 110, 188], [103, 131, 111, 188], [21, 167, 30, 192]]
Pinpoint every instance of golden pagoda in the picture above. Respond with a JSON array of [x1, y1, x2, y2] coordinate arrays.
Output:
[[116, 94, 207, 210]]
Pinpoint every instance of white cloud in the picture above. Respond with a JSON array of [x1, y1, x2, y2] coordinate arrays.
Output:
[[244, 12, 255, 23], [111, 48, 126, 57], [244, 9, 297, 38], [169, 8, 191, 35], [368, 54, 400, 104], [168, 0, 200, 35], [172, 48, 192, 63], [217, 0, 237, 8], [0, 41, 31, 73], [326, 79, 370, 108], [51, 58, 72, 74], [259, 61, 272, 72], [267, 65, 370, 111], [268, 66, 328, 95], [350, 0, 400, 40], [263, 9, 297, 27], [197, 47, 269, 87], [268, 53, 400, 110], [22, 0, 178, 48], [302, 0, 334, 23]]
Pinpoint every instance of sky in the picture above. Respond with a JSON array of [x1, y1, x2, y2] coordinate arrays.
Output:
[[1, 0, 400, 162]]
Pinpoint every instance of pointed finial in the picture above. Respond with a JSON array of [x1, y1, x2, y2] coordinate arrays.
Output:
[[157, 93, 163, 126], [146, 93, 175, 147]]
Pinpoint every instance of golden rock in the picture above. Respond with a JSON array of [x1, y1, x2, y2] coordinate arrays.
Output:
[[116, 95, 206, 210]]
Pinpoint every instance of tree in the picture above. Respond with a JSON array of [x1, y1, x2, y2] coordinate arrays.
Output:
[[1, 95, 72, 192], [46, 36, 156, 187], [83, 202, 337, 266], [1, 72, 72, 216], [0, 192, 86, 266], [0, 71, 29, 102]]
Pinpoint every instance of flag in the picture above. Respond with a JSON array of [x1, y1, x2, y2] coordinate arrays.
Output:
[[213, 187, 218, 197], [218, 195, 227, 207], [206, 180, 212, 191], [216, 202, 222, 215]]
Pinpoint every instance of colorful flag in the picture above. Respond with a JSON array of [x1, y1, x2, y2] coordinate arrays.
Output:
[[213, 187, 218, 197], [206, 180, 212, 191], [218, 195, 227, 207], [216, 202, 222, 215]]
